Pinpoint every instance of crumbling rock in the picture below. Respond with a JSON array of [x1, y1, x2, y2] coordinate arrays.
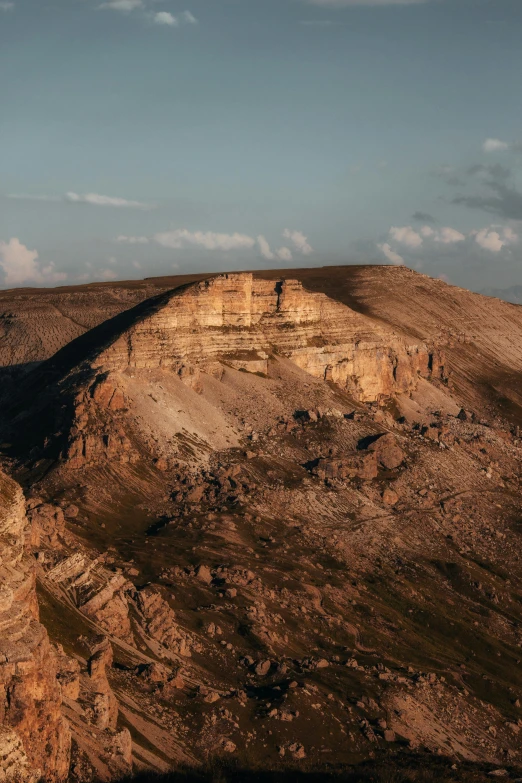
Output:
[[134, 586, 198, 657], [0, 471, 70, 782]]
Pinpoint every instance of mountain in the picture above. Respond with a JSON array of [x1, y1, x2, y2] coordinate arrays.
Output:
[[2, 266, 522, 781]]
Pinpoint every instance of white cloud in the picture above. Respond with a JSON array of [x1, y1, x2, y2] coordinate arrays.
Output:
[[257, 236, 294, 262], [389, 224, 464, 247], [154, 229, 256, 252], [474, 228, 504, 253], [257, 235, 275, 261], [0, 3, 14, 11], [436, 227, 466, 244], [66, 192, 152, 209], [0, 238, 67, 288], [277, 247, 293, 262], [389, 225, 423, 248], [482, 138, 509, 153], [378, 243, 404, 265], [116, 235, 149, 244], [153, 11, 178, 25], [182, 10, 198, 23], [99, 0, 143, 10], [474, 226, 518, 253], [283, 229, 313, 255]]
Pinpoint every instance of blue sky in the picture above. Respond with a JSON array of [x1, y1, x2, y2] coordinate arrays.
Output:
[[1, 0, 522, 290]]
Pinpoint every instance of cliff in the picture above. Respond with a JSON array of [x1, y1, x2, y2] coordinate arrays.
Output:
[[0, 471, 70, 782], [94, 273, 443, 403]]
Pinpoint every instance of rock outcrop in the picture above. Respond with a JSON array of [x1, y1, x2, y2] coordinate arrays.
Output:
[[0, 471, 70, 782], [94, 273, 441, 403]]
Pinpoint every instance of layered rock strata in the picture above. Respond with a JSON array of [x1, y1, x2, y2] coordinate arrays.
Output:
[[0, 471, 70, 782], [95, 273, 444, 403]]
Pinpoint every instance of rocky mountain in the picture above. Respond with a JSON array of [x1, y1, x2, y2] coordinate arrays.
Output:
[[2, 266, 522, 781]]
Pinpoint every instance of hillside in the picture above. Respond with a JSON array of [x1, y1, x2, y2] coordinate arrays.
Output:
[[2, 267, 522, 782]]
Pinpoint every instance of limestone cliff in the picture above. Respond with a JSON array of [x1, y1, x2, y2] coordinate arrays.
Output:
[[0, 471, 70, 782], [95, 273, 443, 402]]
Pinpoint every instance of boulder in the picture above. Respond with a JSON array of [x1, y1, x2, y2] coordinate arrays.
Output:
[[366, 434, 406, 470]]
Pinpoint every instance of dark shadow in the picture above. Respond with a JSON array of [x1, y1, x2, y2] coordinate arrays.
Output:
[[108, 754, 518, 783], [356, 434, 383, 451]]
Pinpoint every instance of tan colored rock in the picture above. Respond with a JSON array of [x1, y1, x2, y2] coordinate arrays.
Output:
[[0, 728, 40, 783], [87, 637, 118, 731], [0, 471, 71, 782], [382, 487, 400, 506], [80, 575, 133, 641], [367, 433, 406, 470], [314, 452, 378, 482], [94, 273, 434, 404], [255, 659, 272, 677], [135, 586, 196, 657], [195, 564, 213, 585], [26, 503, 65, 548], [107, 728, 132, 770]]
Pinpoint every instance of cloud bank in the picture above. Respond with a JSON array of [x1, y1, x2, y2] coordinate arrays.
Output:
[[0, 239, 67, 288], [378, 222, 518, 266]]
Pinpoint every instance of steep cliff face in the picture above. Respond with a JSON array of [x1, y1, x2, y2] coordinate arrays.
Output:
[[0, 471, 70, 782], [95, 273, 443, 403]]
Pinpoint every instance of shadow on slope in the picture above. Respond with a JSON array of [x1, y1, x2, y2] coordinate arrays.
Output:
[[116, 755, 514, 783]]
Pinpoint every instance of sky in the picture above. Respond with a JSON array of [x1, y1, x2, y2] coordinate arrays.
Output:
[[1, 0, 522, 291]]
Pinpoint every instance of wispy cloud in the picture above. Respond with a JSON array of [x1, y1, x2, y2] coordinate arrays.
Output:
[[8, 191, 153, 209], [98, 1, 198, 27], [154, 229, 256, 251], [182, 10, 197, 24], [482, 137, 509, 153], [116, 235, 150, 244], [378, 243, 404, 265], [0, 2, 14, 11], [149, 228, 313, 258], [257, 235, 294, 262], [152, 9, 197, 26], [283, 229, 313, 255], [388, 224, 466, 249], [100, 0, 143, 10], [66, 192, 153, 209], [153, 11, 178, 25]]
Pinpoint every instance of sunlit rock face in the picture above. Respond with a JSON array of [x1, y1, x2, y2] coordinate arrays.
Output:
[[96, 273, 443, 402], [0, 471, 71, 783]]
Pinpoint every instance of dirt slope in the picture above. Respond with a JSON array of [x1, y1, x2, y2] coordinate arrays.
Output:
[[2, 267, 522, 781]]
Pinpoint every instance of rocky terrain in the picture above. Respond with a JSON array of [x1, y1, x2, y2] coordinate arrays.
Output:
[[2, 266, 522, 781]]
